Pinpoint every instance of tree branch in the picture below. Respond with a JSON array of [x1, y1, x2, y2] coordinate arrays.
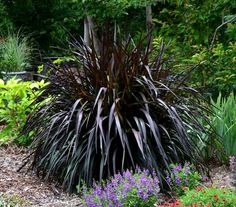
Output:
[[209, 15, 236, 51]]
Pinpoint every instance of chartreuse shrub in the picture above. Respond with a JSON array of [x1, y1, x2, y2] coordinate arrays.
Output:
[[81, 168, 160, 207], [180, 187, 236, 207], [0, 78, 47, 145], [22, 35, 210, 192]]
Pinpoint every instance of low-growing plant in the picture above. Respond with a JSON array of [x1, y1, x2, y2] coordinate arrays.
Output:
[[159, 199, 181, 207], [81, 168, 160, 207], [0, 193, 28, 207], [180, 187, 236, 207], [166, 163, 204, 196], [22, 34, 211, 192], [0, 78, 46, 145]]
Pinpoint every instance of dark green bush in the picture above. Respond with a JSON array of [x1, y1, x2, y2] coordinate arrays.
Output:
[[23, 36, 210, 192], [0, 1, 13, 35], [2, 0, 82, 53]]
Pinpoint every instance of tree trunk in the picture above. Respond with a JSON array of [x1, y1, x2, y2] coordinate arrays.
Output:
[[84, 16, 90, 46], [146, 4, 153, 49], [83, 15, 100, 54]]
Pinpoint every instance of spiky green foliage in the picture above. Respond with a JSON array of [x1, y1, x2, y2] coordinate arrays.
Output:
[[211, 93, 236, 157], [23, 36, 209, 192]]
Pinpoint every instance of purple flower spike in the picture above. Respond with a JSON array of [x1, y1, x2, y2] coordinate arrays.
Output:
[[201, 175, 208, 182], [166, 174, 171, 184], [172, 165, 182, 173], [175, 175, 181, 186], [184, 163, 191, 175]]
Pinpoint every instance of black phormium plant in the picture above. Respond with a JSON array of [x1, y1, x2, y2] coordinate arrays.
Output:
[[23, 36, 209, 192]]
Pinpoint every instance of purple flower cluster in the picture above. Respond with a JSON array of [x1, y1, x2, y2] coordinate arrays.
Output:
[[166, 163, 192, 186], [201, 175, 209, 182], [82, 168, 160, 207], [165, 163, 205, 196]]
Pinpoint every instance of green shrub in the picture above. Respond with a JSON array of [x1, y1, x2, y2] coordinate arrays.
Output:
[[180, 187, 236, 207], [0, 78, 47, 145], [226, 21, 236, 41], [188, 43, 236, 98], [153, 38, 236, 99], [22, 35, 210, 192], [0, 31, 33, 73]]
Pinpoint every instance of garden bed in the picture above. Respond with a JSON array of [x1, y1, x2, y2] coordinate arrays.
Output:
[[0, 145, 234, 206]]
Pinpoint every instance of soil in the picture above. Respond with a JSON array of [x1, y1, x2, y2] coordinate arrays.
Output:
[[206, 164, 233, 189], [0, 145, 82, 206], [0, 145, 235, 207]]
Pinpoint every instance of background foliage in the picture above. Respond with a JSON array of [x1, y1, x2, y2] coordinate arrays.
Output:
[[0, 1, 13, 35]]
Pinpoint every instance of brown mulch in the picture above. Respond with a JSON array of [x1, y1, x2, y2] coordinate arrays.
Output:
[[0, 145, 82, 206], [206, 164, 233, 189], [0, 145, 235, 206]]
